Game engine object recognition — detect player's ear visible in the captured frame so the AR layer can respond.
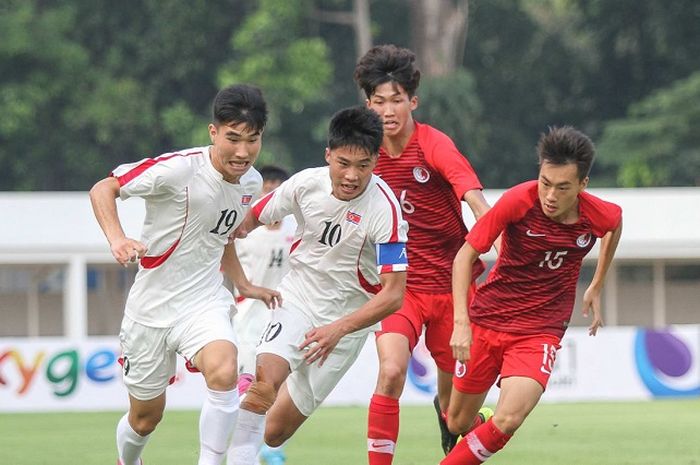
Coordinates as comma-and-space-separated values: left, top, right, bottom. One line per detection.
580, 176, 589, 190
208, 123, 217, 143
324, 147, 332, 164
409, 95, 418, 111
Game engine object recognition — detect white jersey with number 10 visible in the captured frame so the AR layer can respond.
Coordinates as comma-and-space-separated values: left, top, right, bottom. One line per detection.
252, 167, 408, 336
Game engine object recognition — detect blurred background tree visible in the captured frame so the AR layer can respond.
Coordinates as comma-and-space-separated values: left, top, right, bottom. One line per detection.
0, 0, 697, 189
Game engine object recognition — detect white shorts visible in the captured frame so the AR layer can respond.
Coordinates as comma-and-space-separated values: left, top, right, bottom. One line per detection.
233, 298, 273, 374
119, 303, 238, 401
257, 304, 366, 416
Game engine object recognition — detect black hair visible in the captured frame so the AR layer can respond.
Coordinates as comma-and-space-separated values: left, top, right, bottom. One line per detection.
328, 106, 383, 156
354, 44, 421, 98
537, 126, 596, 180
212, 84, 267, 133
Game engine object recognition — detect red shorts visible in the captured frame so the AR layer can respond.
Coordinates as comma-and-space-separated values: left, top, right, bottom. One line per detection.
377, 286, 475, 373
452, 323, 561, 393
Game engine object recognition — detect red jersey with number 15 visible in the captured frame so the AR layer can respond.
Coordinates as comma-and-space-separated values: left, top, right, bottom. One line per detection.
374, 122, 484, 293
467, 181, 622, 337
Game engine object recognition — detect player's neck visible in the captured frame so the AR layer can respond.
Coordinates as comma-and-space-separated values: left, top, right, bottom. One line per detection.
265, 222, 282, 231
382, 121, 415, 158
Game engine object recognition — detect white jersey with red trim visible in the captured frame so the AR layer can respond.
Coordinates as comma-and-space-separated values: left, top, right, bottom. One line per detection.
252, 167, 408, 336
111, 146, 262, 327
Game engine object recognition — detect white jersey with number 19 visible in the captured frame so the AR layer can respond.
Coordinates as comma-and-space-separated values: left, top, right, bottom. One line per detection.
252, 167, 408, 336
111, 146, 262, 328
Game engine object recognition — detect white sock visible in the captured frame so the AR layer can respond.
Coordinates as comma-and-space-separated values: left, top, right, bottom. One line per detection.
226, 408, 266, 465
198, 387, 240, 465
116, 413, 149, 465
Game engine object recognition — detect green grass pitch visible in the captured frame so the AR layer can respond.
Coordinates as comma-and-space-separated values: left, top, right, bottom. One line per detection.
1, 399, 698, 464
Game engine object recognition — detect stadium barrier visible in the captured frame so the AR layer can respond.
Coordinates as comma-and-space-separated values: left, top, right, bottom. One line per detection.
1, 325, 698, 412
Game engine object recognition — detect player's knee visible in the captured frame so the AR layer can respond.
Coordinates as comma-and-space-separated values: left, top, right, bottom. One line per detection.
492, 411, 524, 435
378, 361, 407, 391
130, 410, 163, 436
203, 360, 238, 391
240, 380, 277, 414
264, 429, 289, 448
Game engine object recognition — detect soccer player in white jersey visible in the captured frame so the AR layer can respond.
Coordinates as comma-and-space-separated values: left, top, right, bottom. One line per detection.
89, 84, 281, 465
226, 106, 409, 465
234, 165, 295, 376
233, 165, 295, 465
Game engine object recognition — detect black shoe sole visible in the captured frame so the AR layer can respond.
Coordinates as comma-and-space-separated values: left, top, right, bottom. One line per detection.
433, 395, 458, 455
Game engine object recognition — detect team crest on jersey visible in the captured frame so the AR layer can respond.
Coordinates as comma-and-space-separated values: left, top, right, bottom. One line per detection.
346, 211, 362, 225
413, 166, 430, 183
455, 360, 467, 378
576, 233, 592, 248
241, 194, 253, 206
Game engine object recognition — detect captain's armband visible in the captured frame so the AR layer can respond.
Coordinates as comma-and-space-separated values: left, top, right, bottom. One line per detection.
376, 242, 408, 273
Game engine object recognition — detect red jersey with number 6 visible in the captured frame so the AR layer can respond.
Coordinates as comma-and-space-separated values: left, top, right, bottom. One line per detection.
374, 122, 484, 293
466, 181, 622, 337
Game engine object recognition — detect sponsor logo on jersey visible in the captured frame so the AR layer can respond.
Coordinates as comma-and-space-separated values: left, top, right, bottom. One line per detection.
413, 166, 430, 183
346, 211, 362, 225
576, 233, 592, 247
241, 194, 253, 206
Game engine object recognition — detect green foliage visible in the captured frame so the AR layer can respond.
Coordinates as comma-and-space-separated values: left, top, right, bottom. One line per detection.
464, 0, 700, 187
414, 70, 489, 170
218, 0, 334, 169
0, 0, 698, 189
598, 72, 700, 186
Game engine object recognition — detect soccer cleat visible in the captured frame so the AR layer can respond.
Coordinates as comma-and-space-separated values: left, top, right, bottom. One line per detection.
117, 459, 143, 465
477, 406, 494, 424
237, 372, 255, 396
260, 444, 286, 465
433, 395, 458, 455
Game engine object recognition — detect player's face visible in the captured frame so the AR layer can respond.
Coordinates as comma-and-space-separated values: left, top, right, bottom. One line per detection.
366, 82, 418, 140
538, 161, 588, 224
325, 146, 377, 201
208, 121, 262, 183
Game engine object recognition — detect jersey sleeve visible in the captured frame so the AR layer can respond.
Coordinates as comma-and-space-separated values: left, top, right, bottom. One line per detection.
467, 182, 536, 253
580, 192, 623, 237
251, 170, 302, 224
420, 125, 483, 200
111, 154, 194, 200
372, 182, 409, 273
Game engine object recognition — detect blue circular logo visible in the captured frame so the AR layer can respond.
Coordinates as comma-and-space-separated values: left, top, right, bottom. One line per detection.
634, 329, 700, 397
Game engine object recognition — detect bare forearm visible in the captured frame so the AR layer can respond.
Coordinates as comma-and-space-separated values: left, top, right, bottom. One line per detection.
89, 178, 126, 245
463, 189, 491, 221
336, 279, 405, 335
222, 242, 253, 292
452, 244, 477, 326
590, 222, 623, 290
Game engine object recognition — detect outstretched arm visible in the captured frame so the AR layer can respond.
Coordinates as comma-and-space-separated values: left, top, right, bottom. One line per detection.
299, 271, 406, 366
89, 177, 147, 266
582, 221, 623, 336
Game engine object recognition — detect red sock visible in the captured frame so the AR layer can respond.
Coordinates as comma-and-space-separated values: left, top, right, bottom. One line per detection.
367, 394, 400, 465
440, 418, 511, 465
